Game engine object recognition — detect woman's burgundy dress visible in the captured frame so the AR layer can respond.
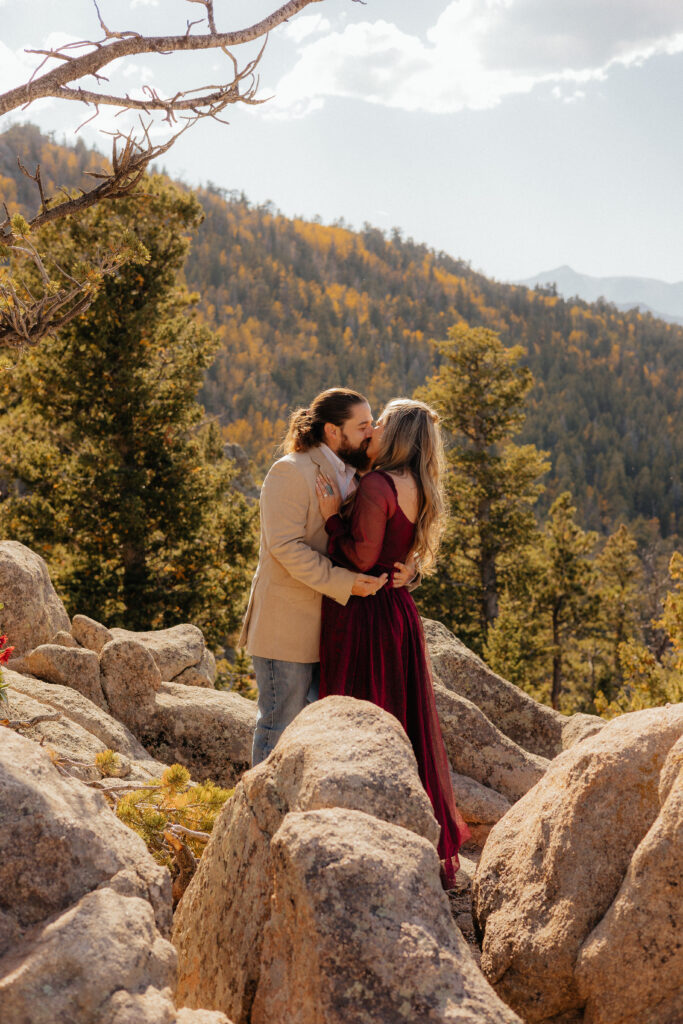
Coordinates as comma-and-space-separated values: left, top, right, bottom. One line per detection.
319, 469, 470, 885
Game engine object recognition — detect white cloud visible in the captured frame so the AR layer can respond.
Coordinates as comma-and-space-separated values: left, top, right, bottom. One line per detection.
0, 31, 88, 96
41, 31, 81, 51
283, 13, 332, 45
130, 0, 159, 8
0, 41, 34, 93
267, 0, 683, 117
121, 63, 155, 83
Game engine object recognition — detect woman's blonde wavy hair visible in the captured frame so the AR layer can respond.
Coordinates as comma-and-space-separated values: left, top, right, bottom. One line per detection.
371, 398, 447, 574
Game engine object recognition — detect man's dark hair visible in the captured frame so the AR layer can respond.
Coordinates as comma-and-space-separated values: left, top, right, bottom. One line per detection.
284, 387, 367, 453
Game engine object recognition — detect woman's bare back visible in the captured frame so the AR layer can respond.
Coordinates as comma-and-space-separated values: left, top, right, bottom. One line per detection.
386, 470, 419, 524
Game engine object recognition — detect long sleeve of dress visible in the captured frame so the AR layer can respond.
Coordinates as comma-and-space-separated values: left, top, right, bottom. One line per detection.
325, 472, 397, 572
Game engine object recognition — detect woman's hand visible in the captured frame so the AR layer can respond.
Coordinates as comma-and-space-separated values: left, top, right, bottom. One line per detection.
393, 555, 418, 588
316, 472, 342, 520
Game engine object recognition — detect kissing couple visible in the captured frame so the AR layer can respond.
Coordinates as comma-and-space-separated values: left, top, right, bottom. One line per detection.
239, 387, 470, 885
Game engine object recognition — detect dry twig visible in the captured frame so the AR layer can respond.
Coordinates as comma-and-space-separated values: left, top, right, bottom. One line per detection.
164, 826, 198, 906
0, 0, 323, 349
0, 711, 62, 729
0, 231, 128, 350
167, 822, 211, 843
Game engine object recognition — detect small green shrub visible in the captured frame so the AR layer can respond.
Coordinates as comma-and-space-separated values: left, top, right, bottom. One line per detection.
115, 763, 232, 869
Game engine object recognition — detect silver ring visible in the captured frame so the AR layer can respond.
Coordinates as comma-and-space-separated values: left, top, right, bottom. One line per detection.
325, 484, 334, 496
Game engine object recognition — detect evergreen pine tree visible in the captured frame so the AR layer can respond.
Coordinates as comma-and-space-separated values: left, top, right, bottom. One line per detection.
483, 577, 547, 697
416, 323, 549, 652
0, 176, 256, 644
596, 550, 683, 717
536, 493, 598, 710
486, 493, 598, 710
592, 523, 643, 700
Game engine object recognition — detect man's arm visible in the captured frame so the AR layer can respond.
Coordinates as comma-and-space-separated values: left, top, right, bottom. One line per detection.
262, 461, 385, 604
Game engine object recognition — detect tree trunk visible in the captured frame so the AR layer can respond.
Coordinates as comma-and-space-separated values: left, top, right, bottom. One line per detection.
478, 492, 499, 632
481, 549, 499, 628
122, 541, 149, 628
118, 432, 149, 627
551, 603, 562, 710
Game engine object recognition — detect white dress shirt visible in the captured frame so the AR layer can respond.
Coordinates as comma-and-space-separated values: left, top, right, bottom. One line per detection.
319, 443, 359, 500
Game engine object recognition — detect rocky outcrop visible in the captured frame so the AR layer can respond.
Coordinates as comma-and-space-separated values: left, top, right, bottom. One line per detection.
7, 536, 678, 1024
0, 729, 236, 1024
110, 624, 211, 684
8, 597, 248, 785
145, 680, 254, 788
434, 681, 548, 802
51, 629, 79, 647
424, 619, 604, 758
2, 888, 178, 1024
253, 807, 521, 1024
4, 669, 166, 782
5, 687, 120, 782
72, 613, 113, 654
0, 540, 70, 655
472, 704, 683, 1023
173, 648, 217, 688
5, 668, 160, 769
174, 696, 520, 1024
9, 639, 255, 790
450, 771, 511, 849
0, 730, 173, 1021
100, 637, 162, 732
574, 733, 683, 1024
26, 643, 106, 709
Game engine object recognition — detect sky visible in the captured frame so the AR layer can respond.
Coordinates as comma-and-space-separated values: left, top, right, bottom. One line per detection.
1, 0, 682, 284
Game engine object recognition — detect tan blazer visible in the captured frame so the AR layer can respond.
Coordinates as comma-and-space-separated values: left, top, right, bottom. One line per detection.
239, 447, 357, 662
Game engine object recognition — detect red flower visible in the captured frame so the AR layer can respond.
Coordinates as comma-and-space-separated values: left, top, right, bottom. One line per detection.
0, 634, 13, 664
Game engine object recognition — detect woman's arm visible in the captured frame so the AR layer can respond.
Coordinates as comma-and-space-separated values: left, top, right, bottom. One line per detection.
323, 473, 395, 572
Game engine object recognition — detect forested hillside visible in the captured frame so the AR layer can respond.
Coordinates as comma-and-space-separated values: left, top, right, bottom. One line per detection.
187, 190, 682, 535
2, 124, 682, 535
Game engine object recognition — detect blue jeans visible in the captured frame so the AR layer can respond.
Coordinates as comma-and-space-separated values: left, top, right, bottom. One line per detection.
251, 657, 320, 766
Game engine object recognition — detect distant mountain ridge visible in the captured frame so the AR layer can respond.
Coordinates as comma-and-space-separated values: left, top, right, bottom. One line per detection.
2, 125, 682, 536
517, 266, 683, 324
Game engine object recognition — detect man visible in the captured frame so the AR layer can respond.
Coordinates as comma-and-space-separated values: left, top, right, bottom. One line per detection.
240, 387, 413, 765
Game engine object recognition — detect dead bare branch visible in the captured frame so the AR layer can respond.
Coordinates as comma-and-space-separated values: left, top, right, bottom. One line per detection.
0, 0, 326, 350
0, 0, 321, 118
167, 822, 211, 842
164, 826, 198, 906
1, 120, 180, 245
0, 233, 128, 350
0, 711, 62, 729
88, 780, 163, 793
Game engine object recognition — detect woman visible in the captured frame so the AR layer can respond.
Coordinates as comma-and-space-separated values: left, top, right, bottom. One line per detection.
315, 398, 470, 886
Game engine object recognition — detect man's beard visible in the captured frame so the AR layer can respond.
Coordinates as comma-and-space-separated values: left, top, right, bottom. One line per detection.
337, 432, 371, 471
